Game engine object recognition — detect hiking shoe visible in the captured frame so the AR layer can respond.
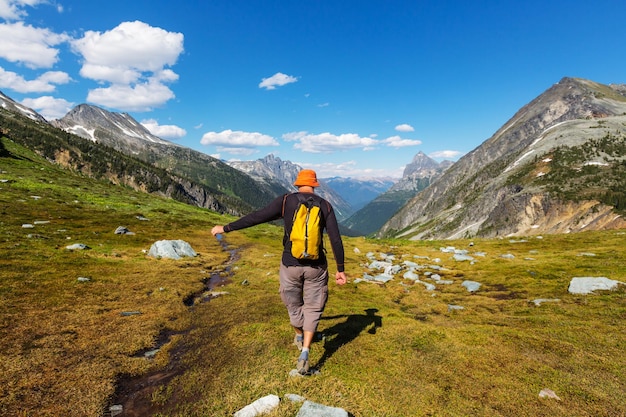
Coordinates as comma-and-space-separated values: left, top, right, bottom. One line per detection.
296, 357, 310, 375
293, 334, 303, 351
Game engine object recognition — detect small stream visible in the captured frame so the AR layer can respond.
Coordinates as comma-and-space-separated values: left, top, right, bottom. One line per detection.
107, 237, 238, 417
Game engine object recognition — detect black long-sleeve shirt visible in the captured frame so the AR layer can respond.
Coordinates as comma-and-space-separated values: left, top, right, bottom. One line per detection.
223, 192, 345, 272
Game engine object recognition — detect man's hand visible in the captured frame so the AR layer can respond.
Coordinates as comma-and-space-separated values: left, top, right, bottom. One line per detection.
211, 225, 224, 236
335, 271, 347, 286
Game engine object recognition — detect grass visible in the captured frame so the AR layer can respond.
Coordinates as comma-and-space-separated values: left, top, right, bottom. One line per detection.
1, 136, 625, 416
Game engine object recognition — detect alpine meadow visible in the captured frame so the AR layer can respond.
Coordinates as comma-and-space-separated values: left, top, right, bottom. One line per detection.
1, 107, 625, 415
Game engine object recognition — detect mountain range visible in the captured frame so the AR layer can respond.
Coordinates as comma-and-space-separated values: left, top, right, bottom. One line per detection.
3, 76, 626, 239
378, 77, 626, 239
226, 154, 354, 221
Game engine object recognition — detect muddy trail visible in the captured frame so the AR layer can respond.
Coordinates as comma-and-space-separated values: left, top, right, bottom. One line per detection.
107, 237, 238, 417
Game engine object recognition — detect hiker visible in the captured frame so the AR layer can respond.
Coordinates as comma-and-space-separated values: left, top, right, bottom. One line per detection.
211, 169, 347, 374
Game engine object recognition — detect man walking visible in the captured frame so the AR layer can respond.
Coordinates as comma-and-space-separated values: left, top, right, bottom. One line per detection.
211, 169, 347, 374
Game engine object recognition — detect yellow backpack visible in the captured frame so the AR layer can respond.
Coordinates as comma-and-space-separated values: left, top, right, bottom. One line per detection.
287, 194, 322, 260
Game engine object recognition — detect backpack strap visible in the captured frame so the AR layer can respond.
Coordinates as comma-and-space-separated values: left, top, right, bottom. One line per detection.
282, 193, 300, 218
282, 192, 320, 218
281, 193, 289, 218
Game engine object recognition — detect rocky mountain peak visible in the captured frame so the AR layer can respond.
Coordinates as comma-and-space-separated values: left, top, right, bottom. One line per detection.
0, 90, 47, 123
52, 104, 172, 146
402, 151, 441, 177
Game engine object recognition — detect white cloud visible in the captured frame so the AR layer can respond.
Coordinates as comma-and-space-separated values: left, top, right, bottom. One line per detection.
200, 129, 279, 148
71, 21, 184, 110
0, 21, 69, 68
72, 21, 184, 77
395, 123, 415, 132
429, 150, 462, 159
383, 135, 422, 148
79, 63, 141, 85
0, 0, 46, 20
216, 147, 259, 156
21, 95, 73, 120
0, 67, 70, 93
298, 160, 403, 179
283, 131, 379, 153
86, 78, 175, 112
141, 118, 186, 140
259, 72, 298, 90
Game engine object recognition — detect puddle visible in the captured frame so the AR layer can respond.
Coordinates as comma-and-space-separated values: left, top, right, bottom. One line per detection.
108, 238, 238, 416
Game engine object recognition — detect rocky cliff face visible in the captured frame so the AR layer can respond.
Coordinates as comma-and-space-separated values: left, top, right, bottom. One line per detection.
379, 77, 626, 239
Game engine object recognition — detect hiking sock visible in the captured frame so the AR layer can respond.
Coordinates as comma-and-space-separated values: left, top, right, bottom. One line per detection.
299, 348, 309, 360
297, 349, 310, 374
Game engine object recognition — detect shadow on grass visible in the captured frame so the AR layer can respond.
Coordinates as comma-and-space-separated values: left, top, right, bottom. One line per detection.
314, 308, 382, 370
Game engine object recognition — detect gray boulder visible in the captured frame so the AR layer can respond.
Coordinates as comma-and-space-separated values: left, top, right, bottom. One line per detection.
296, 400, 348, 417
148, 240, 197, 260
568, 277, 623, 294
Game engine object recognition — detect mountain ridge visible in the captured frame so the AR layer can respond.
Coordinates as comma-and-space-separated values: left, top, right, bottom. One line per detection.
50, 103, 291, 212
378, 77, 626, 239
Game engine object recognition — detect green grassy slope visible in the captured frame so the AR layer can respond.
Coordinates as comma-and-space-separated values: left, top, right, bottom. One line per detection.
1, 136, 625, 417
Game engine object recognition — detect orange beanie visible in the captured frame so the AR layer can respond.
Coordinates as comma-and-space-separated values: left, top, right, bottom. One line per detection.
293, 169, 320, 187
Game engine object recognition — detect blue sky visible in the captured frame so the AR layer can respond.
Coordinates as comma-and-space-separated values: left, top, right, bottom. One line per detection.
2, 0, 625, 178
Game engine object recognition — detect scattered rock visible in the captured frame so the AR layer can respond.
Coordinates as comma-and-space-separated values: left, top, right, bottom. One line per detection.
77, 277, 91, 283
296, 400, 348, 417
22, 224, 34, 228
120, 311, 142, 316
144, 349, 160, 359
538, 388, 561, 400
448, 304, 464, 312
109, 404, 123, 417
233, 394, 280, 417
147, 239, 197, 260
66, 243, 90, 250
210, 291, 229, 297
114, 226, 135, 235
461, 280, 481, 292
453, 253, 475, 262
568, 277, 623, 294
372, 274, 394, 283
403, 270, 419, 280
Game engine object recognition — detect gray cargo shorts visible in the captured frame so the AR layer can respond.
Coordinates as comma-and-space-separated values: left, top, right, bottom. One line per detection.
279, 263, 329, 333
